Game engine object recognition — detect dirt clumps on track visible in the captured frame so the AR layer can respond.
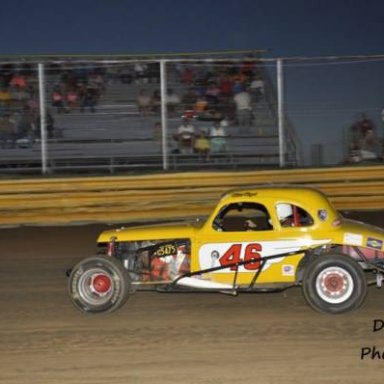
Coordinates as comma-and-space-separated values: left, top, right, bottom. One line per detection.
1, 212, 384, 384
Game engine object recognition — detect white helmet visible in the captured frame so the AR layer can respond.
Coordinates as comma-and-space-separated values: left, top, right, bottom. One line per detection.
276, 203, 292, 220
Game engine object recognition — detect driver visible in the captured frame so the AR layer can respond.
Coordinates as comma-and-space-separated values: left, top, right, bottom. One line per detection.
276, 203, 294, 227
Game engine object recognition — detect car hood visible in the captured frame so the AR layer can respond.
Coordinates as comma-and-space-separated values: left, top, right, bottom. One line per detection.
97, 221, 201, 243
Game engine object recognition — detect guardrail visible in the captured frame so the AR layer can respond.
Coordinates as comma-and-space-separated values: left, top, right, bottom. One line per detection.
0, 165, 383, 226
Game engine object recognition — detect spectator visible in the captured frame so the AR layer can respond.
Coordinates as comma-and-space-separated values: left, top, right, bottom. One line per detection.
66, 88, 79, 112
51, 87, 65, 114
209, 120, 228, 153
360, 127, 380, 160
232, 72, 247, 94
10, 73, 27, 89
249, 75, 265, 102
137, 89, 152, 116
89, 73, 105, 95
80, 86, 97, 113
166, 89, 181, 116
349, 113, 374, 149
147, 62, 160, 83
194, 129, 210, 160
153, 121, 162, 141
241, 55, 256, 79
26, 96, 39, 116
205, 82, 220, 106
174, 118, 195, 154
16, 107, 35, 143
119, 66, 133, 84
233, 89, 252, 132
10, 85, 28, 108
353, 113, 375, 137
181, 67, 194, 85
134, 63, 148, 84
0, 87, 11, 113
0, 113, 17, 148
194, 95, 208, 116
151, 89, 161, 114
219, 74, 233, 97
182, 88, 197, 111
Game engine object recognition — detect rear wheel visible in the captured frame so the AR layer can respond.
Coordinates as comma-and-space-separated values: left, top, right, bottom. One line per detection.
302, 254, 367, 314
68, 256, 131, 314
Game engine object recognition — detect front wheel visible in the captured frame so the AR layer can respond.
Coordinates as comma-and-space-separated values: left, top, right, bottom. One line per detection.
68, 256, 131, 314
302, 254, 367, 314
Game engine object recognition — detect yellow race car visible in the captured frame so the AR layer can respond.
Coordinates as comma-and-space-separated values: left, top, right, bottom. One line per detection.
68, 186, 384, 314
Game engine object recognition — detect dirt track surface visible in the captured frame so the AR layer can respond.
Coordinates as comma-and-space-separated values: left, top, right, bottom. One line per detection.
2, 211, 384, 384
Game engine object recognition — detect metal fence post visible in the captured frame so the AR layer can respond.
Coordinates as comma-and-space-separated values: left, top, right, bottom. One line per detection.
277, 58, 285, 168
38, 63, 48, 174
160, 59, 169, 170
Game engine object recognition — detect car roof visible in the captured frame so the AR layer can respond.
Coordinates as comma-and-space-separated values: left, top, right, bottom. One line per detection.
220, 185, 331, 208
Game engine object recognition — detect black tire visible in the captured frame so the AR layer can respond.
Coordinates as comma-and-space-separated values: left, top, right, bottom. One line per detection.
302, 253, 367, 314
68, 256, 131, 314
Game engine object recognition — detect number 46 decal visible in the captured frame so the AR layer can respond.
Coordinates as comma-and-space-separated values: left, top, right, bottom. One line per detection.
219, 243, 262, 271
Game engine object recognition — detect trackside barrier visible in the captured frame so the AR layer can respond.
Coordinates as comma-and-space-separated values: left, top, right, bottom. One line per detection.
0, 165, 384, 226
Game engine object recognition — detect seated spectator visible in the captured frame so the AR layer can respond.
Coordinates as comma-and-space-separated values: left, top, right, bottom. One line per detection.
26, 96, 38, 116
0, 113, 17, 148
89, 73, 105, 94
119, 66, 133, 84
80, 86, 97, 113
352, 113, 375, 138
219, 74, 233, 98
194, 129, 210, 160
181, 67, 194, 85
151, 89, 161, 114
15, 107, 35, 143
66, 89, 79, 112
10, 85, 28, 108
147, 63, 160, 83
249, 75, 265, 102
153, 121, 162, 141
0, 87, 12, 112
134, 63, 148, 84
174, 118, 195, 154
166, 88, 181, 116
194, 95, 208, 116
232, 71, 247, 86
359, 127, 380, 160
137, 89, 152, 116
209, 121, 228, 153
10, 73, 27, 89
51, 87, 65, 114
205, 82, 220, 106
241, 55, 256, 79
182, 88, 197, 111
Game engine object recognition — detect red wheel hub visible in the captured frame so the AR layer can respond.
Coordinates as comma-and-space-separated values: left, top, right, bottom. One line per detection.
323, 273, 344, 293
91, 274, 112, 294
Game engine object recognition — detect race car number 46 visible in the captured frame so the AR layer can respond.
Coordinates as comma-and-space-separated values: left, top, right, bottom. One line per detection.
219, 243, 261, 270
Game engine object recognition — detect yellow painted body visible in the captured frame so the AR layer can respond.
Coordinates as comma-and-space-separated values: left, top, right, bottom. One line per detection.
97, 186, 384, 287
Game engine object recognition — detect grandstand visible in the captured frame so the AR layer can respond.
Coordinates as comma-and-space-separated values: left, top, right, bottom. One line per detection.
0, 52, 301, 174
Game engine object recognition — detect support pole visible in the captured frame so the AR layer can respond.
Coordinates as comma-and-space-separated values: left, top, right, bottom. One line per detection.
38, 63, 48, 174
277, 58, 285, 168
160, 60, 168, 170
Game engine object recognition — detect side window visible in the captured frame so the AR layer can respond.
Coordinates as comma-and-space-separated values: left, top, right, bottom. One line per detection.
276, 203, 314, 228
213, 202, 273, 232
